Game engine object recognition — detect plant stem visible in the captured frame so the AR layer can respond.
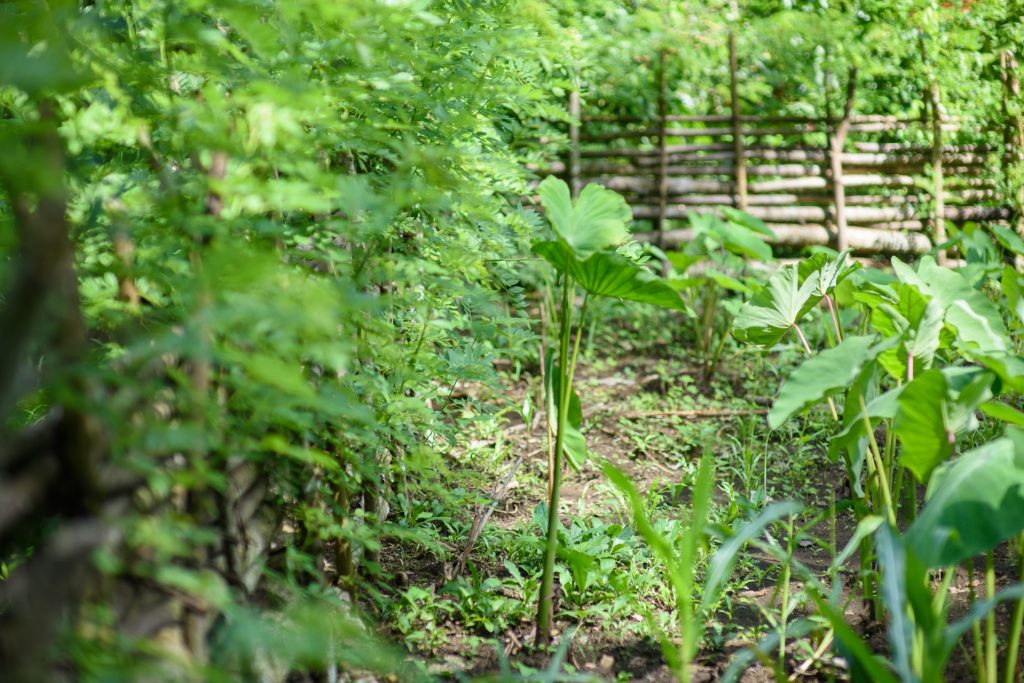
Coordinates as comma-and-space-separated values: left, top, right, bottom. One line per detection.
987, 550, 997, 683
793, 324, 840, 421
970, 558, 985, 683
859, 395, 896, 525
779, 515, 794, 667
537, 274, 575, 644
824, 294, 843, 342
1003, 535, 1024, 683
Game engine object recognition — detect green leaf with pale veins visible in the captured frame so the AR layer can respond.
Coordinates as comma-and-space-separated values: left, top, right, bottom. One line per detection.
733, 263, 822, 347
533, 241, 691, 313
536, 176, 631, 258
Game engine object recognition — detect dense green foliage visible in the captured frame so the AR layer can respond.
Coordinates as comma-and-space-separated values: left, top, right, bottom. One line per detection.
2, 1, 1024, 682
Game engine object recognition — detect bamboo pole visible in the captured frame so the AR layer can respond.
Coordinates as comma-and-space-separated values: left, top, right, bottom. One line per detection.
729, 31, 748, 210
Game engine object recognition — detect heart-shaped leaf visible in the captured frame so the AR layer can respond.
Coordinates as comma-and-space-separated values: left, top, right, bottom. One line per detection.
537, 176, 631, 258
905, 429, 1024, 567
533, 241, 691, 313
895, 368, 995, 482
892, 256, 1009, 355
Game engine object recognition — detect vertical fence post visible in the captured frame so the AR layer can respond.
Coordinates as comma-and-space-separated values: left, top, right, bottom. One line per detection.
656, 48, 669, 247
1001, 50, 1024, 239
827, 67, 856, 253
568, 66, 581, 199
927, 78, 945, 264
729, 31, 748, 211
919, 38, 947, 264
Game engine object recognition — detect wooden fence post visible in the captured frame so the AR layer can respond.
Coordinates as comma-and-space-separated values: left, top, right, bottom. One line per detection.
1001, 50, 1024, 239
568, 70, 581, 199
827, 67, 857, 253
729, 31, 748, 211
656, 48, 669, 247
927, 82, 946, 264
919, 38, 947, 264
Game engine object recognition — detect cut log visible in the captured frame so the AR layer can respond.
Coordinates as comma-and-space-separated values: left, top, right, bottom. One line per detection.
750, 174, 916, 193
630, 204, 919, 223
635, 225, 931, 253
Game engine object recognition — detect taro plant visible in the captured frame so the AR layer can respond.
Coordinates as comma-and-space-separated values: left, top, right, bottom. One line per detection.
733, 248, 1024, 681
665, 209, 776, 381
531, 176, 689, 643
813, 429, 1024, 683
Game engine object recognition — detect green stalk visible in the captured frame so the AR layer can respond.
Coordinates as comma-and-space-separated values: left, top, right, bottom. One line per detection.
824, 294, 844, 343
793, 324, 840, 421
969, 558, 985, 683
859, 395, 896, 526
986, 551, 997, 683
779, 515, 794, 667
537, 274, 574, 644
1003, 535, 1024, 683
537, 279, 588, 645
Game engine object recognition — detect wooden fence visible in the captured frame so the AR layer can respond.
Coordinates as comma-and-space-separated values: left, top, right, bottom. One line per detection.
541, 46, 1021, 256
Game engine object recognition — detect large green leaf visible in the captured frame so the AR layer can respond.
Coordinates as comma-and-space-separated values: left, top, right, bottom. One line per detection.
871, 283, 945, 381
533, 241, 691, 313
720, 206, 774, 237
712, 218, 773, 260
536, 176, 631, 258
798, 248, 859, 299
894, 368, 994, 483
892, 256, 1009, 355
895, 370, 952, 483
905, 430, 1024, 568
768, 335, 881, 429
732, 264, 822, 347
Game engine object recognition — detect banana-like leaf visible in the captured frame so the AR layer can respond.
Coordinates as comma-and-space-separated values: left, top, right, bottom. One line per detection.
905, 429, 1024, 568
768, 335, 883, 429
536, 176, 631, 258
533, 241, 692, 313
732, 263, 821, 347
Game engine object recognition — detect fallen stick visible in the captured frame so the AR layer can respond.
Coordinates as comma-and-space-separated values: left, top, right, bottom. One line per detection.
621, 408, 768, 419
450, 454, 527, 580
